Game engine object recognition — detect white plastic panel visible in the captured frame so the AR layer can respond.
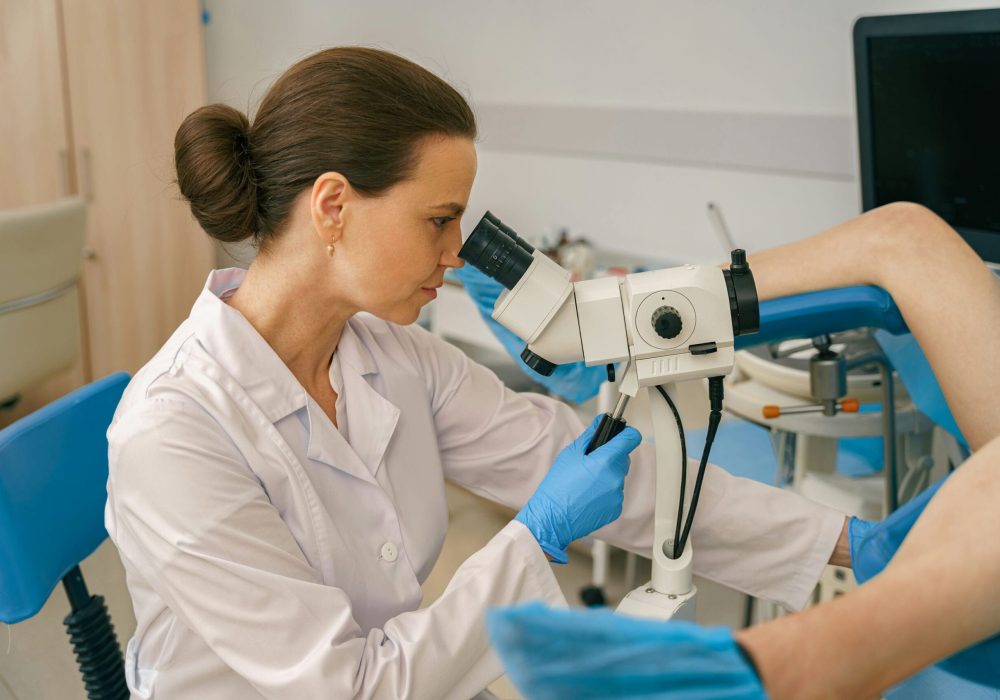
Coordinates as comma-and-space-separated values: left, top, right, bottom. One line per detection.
575, 276, 629, 365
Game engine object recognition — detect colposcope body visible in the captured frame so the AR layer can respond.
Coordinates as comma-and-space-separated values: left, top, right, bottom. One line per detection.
463, 212, 758, 393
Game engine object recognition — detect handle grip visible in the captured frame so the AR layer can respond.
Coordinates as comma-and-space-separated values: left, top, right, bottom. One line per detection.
585, 413, 627, 455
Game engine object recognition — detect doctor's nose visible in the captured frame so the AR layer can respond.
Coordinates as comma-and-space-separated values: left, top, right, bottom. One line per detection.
440, 247, 464, 269
441, 230, 464, 268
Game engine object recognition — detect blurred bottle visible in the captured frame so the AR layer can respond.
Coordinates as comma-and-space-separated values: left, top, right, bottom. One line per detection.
560, 240, 597, 281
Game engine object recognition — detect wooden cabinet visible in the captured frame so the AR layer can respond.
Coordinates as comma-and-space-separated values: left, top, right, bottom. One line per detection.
0, 0, 215, 420
0, 0, 72, 209
60, 0, 216, 377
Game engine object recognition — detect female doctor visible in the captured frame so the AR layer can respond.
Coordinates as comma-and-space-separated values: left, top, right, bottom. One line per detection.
105, 46, 848, 699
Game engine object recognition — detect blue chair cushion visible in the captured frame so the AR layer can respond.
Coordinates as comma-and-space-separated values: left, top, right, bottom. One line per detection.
875, 330, 966, 448
0, 372, 129, 623
735, 286, 908, 350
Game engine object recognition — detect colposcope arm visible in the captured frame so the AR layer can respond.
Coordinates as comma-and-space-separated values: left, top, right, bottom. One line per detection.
735, 286, 908, 350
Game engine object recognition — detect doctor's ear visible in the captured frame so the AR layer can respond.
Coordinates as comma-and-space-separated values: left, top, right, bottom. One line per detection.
310, 172, 351, 240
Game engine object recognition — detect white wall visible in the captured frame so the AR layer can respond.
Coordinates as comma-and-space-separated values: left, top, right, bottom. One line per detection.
204, 0, 998, 262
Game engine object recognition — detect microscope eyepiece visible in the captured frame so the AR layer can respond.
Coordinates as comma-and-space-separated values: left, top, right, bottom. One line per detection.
459, 212, 535, 289
482, 211, 535, 254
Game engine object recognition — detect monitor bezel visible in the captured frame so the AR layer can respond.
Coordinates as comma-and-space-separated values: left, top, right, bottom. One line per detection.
854, 8, 1000, 263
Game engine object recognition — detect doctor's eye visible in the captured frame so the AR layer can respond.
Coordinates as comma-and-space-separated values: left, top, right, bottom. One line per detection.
431, 216, 455, 231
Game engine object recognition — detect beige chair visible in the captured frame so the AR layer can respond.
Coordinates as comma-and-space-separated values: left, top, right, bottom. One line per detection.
0, 198, 86, 405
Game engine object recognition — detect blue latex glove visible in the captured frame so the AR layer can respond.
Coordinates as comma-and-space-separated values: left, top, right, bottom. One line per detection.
454, 264, 608, 403
487, 602, 768, 700
516, 415, 641, 564
849, 475, 1000, 689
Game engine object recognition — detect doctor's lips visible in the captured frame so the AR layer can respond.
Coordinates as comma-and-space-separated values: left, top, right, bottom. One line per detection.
422, 282, 443, 299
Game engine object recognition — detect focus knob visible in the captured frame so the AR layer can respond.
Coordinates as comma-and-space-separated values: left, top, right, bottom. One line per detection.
652, 305, 683, 339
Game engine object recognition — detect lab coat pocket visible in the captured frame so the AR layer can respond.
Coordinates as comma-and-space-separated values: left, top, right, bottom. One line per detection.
125, 636, 158, 698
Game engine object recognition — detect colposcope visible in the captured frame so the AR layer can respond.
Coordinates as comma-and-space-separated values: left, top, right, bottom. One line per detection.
459, 211, 759, 620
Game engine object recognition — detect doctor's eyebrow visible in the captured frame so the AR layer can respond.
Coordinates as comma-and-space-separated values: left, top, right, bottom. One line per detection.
428, 202, 466, 216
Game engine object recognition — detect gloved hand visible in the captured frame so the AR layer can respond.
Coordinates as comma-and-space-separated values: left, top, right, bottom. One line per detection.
849, 474, 1000, 689
455, 264, 608, 403
516, 416, 641, 564
487, 602, 768, 700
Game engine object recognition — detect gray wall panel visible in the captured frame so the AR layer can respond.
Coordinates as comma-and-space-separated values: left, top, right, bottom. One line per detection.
476, 104, 857, 180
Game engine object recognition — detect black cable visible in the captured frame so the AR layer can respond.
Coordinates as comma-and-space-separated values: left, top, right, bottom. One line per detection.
655, 385, 687, 560
675, 377, 725, 557
676, 412, 720, 556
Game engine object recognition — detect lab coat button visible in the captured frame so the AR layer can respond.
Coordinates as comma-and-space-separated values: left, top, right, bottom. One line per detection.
380, 542, 398, 562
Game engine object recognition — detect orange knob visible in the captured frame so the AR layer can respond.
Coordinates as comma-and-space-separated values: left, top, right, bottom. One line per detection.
762, 405, 781, 419
840, 398, 859, 413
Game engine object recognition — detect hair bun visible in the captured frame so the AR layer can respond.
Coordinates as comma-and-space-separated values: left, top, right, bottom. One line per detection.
174, 47, 477, 250
174, 103, 258, 244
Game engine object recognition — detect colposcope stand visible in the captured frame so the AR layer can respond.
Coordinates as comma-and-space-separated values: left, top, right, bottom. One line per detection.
613, 370, 705, 622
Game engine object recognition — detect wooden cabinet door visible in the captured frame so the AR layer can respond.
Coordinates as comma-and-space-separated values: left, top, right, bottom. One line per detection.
0, 0, 72, 208
0, 0, 88, 425
60, 0, 215, 376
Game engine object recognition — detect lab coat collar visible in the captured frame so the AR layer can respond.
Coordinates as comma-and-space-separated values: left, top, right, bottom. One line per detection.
190, 269, 308, 424
335, 315, 380, 379
191, 269, 400, 480
313, 318, 400, 478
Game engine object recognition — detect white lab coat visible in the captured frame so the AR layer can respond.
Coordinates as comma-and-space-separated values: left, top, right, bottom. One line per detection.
105, 268, 844, 699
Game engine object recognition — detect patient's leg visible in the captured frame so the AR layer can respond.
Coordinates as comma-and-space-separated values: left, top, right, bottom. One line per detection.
736, 432, 1000, 699
746, 202, 1000, 451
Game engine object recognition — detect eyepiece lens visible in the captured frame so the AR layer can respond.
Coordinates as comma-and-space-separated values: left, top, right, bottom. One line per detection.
484, 211, 534, 253
459, 213, 535, 289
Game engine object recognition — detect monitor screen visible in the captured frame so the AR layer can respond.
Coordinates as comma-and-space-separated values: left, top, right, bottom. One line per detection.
855, 10, 1000, 263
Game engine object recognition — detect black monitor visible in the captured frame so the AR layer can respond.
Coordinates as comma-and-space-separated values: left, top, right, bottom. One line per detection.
854, 9, 1000, 264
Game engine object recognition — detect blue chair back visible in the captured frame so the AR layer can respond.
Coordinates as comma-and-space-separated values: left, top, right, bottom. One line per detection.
0, 372, 130, 623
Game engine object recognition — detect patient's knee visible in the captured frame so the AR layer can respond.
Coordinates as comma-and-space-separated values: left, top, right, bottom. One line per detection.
873, 201, 963, 251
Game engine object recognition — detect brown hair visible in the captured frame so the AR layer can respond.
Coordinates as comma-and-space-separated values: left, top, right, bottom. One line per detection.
174, 47, 477, 246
